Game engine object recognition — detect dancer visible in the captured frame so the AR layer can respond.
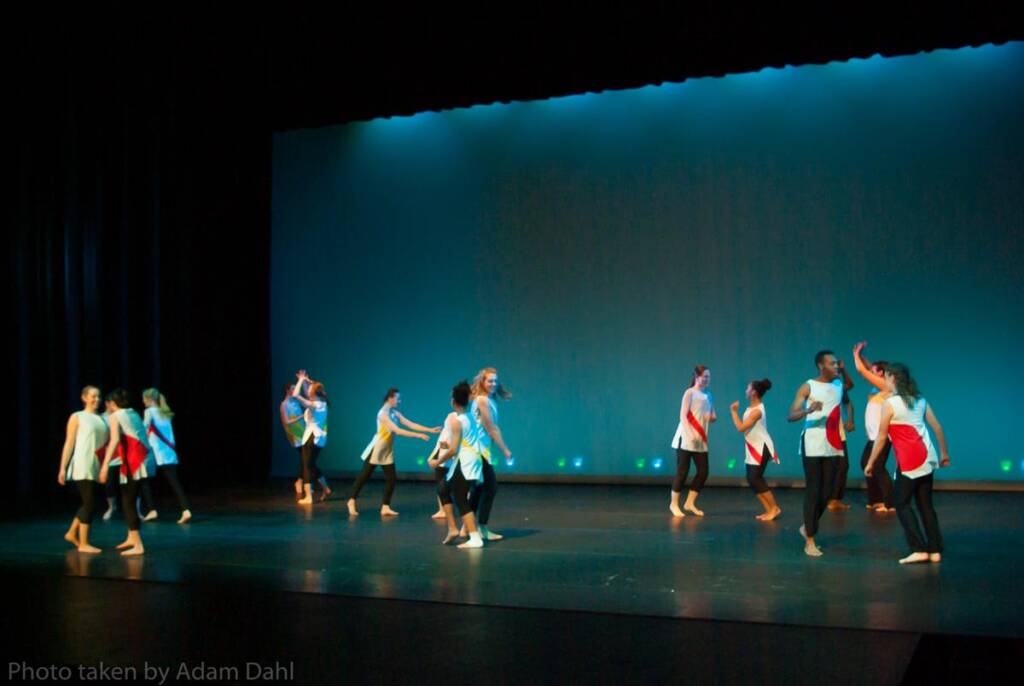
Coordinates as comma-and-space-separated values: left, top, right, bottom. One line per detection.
464, 367, 512, 540
853, 342, 895, 512
669, 365, 716, 517
100, 393, 120, 520
865, 363, 950, 564
427, 381, 483, 548
98, 388, 152, 556
787, 350, 853, 557
347, 387, 438, 516
57, 386, 109, 552
280, 383, 306, 497
142, 389, 192, 523
729, 379, 781, 521
290, 371, 332, 505
827, 379, 857, 512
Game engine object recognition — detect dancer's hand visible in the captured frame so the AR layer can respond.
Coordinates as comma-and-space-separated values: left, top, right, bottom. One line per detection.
940, 452, 951, 468
57, 470, 65, 486
439, 441, 449, 450
417, 433, 430, 441
503, 447, 512, 459
808, 400, 823, 412
99, 466, 109, 484
429, 426, 442, 434
864, 462, 874, 477
844, 419, 855, 433
854, 341, 867, 356
729, 401, 740, 413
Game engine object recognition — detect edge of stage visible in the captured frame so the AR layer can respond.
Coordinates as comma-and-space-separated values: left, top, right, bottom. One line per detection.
3, 481, 1022, 683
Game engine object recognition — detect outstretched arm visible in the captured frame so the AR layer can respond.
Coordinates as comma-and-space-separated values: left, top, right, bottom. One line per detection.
381, 411, 429, 441
729, 402, 761, 433
853, 341, 886, 391
476, 396, 511, 459
843, 396, 855, 433
925, 404, 951, 468
58, 414, 79, 485
788, 383, 819, 422
397, 412, 441, 434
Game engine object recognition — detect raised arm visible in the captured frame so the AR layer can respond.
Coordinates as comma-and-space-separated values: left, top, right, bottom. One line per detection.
843, 394, 855, 433
853, 341, 886, 391
864, 404, 893, 475
729, 402, 761, 433
476, 396, 511, 459
839, 360, 855, 392
924, 404, 951, 467
396, 412, 441, 434
57, 414, 79, 485
380, 410, 429, 441
788, 383, 819, 422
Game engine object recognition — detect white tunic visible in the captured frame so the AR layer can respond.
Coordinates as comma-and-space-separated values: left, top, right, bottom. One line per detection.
301, 400, 329, 449
671, 388, 713, 452
448, 411, 482, 482
800, 378, 844, 457
67, 411, 109, 481
742, 405, 778, 466
360, 406, 398, 465
430, 412, 457, 469
144, 408, 178, 466
471, 397, 498, 463
886, 396, 939, 480
112, 408, 155, 483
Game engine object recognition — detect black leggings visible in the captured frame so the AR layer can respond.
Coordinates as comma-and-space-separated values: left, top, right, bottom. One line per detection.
296, 446, 323, 482
120, 478, 141, 531
435, 466, 452, 506
673, 448, 709, 493
802, 454, 839, 537
104, 469, 121, 500
157, 465, 190, 511
448, 467, 477, 517
830, 442, 850, 500
861, 440, 894, 507
469, 460, 497, 525
300, 439, 322, 485
139, 478, 157, 514
894, 472, 943, 553
349, 460, 397, 505
745, 445, 773, 495
74, 480, 98, 525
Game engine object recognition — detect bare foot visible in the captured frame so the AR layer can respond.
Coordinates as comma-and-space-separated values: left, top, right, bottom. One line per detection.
64, 532, 79, 547
380, 506, 399, 517
757, 508, 782, 522
116, 539, 134, 550
431, 510, 447, 520
296, 497, 313, 505
442, 530, 459, 545
929, 553, 942, 563
77, 544, 102, 554
836, 501, 851, 510
293, 479, 302, 496
347, 499, 358, 516
827, 500, 843, 512
458, 537, 483, 549
683, 505, 704, 517
177, 510, 192, 524
669, 504, 685, 517
480, 527, 503, 541
142, 510, 158, 522
120, 545, 145, 556
866, 503, 879, 510
459, 525, 467, 537
805, 542, 824, 557
318, 487, 332, 503
899, 552, 930, 564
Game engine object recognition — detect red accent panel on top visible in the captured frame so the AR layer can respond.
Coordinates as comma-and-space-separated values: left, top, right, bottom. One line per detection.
888, 425, 929, 472
826, 406, 843, 450
687, 410, 708, 444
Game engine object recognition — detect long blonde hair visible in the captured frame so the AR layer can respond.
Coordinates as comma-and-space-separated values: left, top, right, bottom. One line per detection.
142, 388, 175, 419
471, 367, 512, 400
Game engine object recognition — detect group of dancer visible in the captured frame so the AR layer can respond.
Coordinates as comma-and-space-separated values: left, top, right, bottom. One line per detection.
58, 387, 191, 555
281, 367, 512, 547
668, 342, 950, 562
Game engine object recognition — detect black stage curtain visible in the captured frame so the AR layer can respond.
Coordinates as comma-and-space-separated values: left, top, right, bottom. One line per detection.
11, 21, 271, 510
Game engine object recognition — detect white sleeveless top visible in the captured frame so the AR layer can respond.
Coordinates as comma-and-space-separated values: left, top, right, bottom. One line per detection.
886, 395, 938, 479
800, 378, 844, 457
864, 391, 888, 442
112, 408, 155, 483
671, 387, 713, 452
68, 411, 109, 481
471, 396, 498, 463
448, 411, 482, 482
430, 412, 457, 469
144, 408, 178, 466
742, 405, 777, 466
360, 406, 398, 464
301, 400, 328, 448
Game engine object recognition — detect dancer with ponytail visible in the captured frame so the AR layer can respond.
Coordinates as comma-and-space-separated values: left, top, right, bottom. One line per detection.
347, 387, 439, 517
865, 363, 950, 564
463, 367, 512, 540
98, 388, 151, 556
853, 342, 895, 513
729, 379, 781, 521
290, 371, 332, 506
427, 381, 484, 548
142, 389, 192, 523
100, 393, 120, 520
669, 365, 716, 517
58, 386, 109, 552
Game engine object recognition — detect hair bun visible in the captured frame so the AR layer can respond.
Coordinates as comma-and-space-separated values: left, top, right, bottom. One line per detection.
762, 379, 772, 391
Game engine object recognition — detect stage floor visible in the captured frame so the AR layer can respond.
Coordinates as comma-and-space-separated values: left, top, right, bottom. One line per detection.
1, 482, 1021, 640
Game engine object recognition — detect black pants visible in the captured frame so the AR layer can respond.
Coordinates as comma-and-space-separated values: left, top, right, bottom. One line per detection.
745, 445, 773, 494
296, 446, 322, 482
830, 442, 850, 500
121, 478, 141, 531
672, 448, 709, 493
802, 453, 839, 537
139, 478, 157, 513
74, 480, 98, 524
468, 460, 497, 525
894, 472, 943, 553
300, 439, 322, 485
157, 465, 190, 511
104, 468, 121, 500
435, 466, 452, 506
448, 467, 477, 517
861, 440, 894, 507
349, 460, 397, 505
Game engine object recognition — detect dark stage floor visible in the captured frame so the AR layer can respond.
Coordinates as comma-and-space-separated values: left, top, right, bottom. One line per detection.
2, 482, 1022, 683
